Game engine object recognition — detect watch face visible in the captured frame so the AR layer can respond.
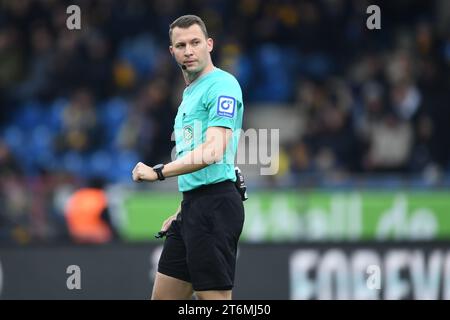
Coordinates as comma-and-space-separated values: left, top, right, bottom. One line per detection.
153, 164, 164, 180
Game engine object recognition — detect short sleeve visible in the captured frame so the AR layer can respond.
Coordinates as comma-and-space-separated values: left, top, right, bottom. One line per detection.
206, 78, 242, 129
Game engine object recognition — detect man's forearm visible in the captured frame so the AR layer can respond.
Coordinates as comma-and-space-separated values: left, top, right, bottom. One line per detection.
162, 141, 216, 178
131, 127, 231, 182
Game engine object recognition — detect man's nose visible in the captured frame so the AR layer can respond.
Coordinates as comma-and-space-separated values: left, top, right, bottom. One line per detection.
184, 44, 193, 56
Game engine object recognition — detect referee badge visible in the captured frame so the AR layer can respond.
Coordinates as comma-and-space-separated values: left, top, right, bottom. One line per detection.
183, 125, 193, 142
216, 96, 236, 118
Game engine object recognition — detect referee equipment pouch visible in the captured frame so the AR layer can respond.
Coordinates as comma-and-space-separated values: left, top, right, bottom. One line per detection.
234, 166, 248, 201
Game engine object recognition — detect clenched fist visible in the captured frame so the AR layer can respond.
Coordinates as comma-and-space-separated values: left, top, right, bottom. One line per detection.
132, 162, 157, 182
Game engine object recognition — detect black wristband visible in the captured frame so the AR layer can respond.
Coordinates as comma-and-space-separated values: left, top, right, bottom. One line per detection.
153, 164, 165, 181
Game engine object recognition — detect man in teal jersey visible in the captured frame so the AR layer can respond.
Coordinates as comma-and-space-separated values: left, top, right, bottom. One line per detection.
132, 15, 245, 300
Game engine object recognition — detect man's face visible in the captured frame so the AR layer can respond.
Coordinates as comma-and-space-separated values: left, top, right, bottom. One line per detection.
170, 24, 213, 74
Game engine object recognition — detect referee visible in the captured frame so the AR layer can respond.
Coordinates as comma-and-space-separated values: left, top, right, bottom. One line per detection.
132, 15, 245, 300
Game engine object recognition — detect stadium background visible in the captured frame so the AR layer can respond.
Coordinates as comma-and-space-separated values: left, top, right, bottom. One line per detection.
0, 0, 450, 299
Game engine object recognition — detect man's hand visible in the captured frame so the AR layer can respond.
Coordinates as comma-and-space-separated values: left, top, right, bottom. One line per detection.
132, 162, 157, 182
161, 213, 177, 232
155, 205, 181, 238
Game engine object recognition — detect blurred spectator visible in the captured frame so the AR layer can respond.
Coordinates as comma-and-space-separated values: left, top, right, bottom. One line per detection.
49, 30, 85, 97
65, 177, 119, 244
55, 88, 102, 153
363, 112, 413, 172
83, 31, 114, 99
410, 115, 434, 172
13, 23, 55, 102
0, 138, 21, 176
0, 26, 24, 91
0, 139, 29, 243
118, 80, 174, 164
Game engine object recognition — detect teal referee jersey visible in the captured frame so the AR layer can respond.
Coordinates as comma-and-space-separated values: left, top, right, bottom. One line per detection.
174, 67, 244, 192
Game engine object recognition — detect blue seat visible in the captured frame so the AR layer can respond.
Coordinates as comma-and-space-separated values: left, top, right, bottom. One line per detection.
48, 98, 69, 132
30, 125, 54, 152
88, 150, 114, 179
14, 101, 43, 130
115, 150, 139, 183
252, 45, 292, 101
2, 125, 24, 153
99, 98, 128, 146
34, 149, 58, 172
62, 151, 86, 177
118, 33, 157, 77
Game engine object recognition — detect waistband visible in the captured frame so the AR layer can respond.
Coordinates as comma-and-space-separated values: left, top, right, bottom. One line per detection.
182, 180, 236, 201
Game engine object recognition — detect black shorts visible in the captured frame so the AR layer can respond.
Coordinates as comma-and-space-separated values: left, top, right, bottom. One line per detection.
158, 180, 245, 291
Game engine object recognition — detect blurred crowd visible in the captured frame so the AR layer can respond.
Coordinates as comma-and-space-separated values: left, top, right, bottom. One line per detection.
0, 0, 449, 243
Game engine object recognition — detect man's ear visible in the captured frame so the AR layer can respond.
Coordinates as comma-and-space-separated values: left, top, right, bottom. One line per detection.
207, 38, 214, 53
169, 46, 174, 56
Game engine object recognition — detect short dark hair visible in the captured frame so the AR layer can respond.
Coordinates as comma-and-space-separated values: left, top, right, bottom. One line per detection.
169, 15, 209, 44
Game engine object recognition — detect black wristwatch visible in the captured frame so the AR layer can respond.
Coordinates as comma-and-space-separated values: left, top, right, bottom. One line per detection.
153, 164, 165, 181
